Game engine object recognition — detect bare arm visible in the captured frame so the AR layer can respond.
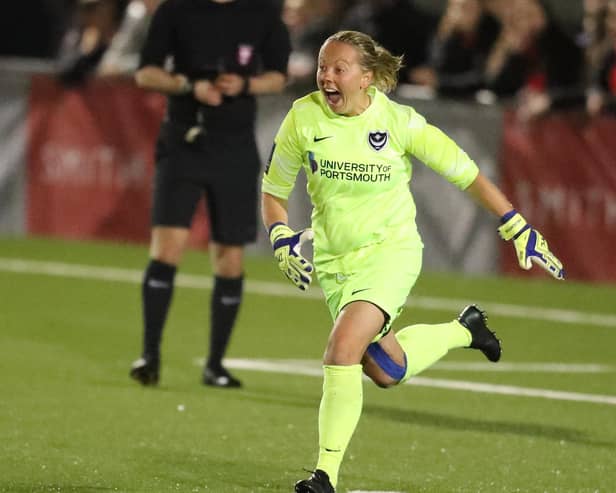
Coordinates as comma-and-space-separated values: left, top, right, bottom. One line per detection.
261, 192, 289, 232
134, 65, 191, 94
135, 64, 222, 105
465, 172, 513, 217
215, 70, 287, 97
246, 71, 287, 95
136, 66, 286, 104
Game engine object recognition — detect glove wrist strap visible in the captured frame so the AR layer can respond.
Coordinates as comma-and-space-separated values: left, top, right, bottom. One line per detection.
498, 210, 530, 241
268, 222, 293, 246
268, 221, 286, 236
500, 209, 518, 224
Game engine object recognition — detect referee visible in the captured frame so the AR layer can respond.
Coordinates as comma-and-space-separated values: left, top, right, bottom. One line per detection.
130, 0, 291, 388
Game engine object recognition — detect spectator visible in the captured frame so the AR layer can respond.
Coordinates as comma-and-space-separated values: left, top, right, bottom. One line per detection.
421, 0, 501, 98
484, 0, 583, 120
338, 0, 438, 85
283, 0, 344, 83
577, 0, 610, 75
129, 0, 291, 389
584, 0, 616, 115
0, 0, 69, 59
57, 0, 128, 85
97, 0, 161, 77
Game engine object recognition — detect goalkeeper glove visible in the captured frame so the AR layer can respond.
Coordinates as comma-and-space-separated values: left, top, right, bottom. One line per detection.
268, 222, 314, 290
498, 210, 565, 280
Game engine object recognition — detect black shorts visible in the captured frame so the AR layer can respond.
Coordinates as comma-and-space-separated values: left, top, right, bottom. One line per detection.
151, 121, 261, 245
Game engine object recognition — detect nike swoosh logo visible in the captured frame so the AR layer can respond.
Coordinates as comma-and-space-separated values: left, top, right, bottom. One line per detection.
313, 136, 333, 142
213, 376, 231, 385
351, 288, 371, 296
220, 296, 242, 306
148, 279, 170, 289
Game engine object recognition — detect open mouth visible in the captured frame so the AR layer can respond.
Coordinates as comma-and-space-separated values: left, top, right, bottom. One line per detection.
323, 88, 342, 106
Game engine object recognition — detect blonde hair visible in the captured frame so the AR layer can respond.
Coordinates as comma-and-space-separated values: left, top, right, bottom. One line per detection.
325, 30, 404, 93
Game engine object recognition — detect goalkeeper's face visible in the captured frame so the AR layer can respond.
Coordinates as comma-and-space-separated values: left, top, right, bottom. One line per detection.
316, 40, 373, 116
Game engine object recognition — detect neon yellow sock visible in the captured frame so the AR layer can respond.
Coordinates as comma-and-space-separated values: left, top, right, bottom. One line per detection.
395, 320, 471, 381
315, 364, 363, 487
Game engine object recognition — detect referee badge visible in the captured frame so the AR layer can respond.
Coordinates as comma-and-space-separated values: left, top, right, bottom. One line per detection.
237, 44, 254, 66
368, 131, 388, 151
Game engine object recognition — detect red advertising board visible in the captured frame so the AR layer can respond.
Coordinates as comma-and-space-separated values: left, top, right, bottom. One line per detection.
500, 110, 616, 282
26, 75, 209, 246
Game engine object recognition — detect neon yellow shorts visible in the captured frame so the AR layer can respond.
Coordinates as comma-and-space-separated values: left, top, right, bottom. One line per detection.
317, 240, 422, 339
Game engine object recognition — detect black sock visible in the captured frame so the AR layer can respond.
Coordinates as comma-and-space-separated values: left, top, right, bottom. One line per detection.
141, 259, 177, 361
207, 275, 243, 371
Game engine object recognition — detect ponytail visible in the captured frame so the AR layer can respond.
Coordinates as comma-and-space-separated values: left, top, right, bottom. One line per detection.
325, 30, 404, 93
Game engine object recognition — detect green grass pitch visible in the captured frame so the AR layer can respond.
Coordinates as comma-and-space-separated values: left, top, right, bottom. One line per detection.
1, 236, 615, 492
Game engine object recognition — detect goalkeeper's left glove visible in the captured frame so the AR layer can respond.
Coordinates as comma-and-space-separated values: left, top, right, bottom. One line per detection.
268, 222, 314, 291
498, 210, 565, 280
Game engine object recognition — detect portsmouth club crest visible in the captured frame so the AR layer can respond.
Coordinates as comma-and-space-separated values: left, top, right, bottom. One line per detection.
368, 130, 388, 151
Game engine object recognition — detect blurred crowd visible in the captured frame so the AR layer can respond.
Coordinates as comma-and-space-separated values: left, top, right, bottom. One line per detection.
3, 0, 616, 119
283, 0, 616, 119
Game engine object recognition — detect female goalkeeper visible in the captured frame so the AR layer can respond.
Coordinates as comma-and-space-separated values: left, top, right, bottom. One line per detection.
261, 30, 564, 493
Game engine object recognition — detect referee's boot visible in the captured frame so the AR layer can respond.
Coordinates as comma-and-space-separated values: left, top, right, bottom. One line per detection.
129, 356, 160, 386
295, 469, 335, 493
202, 365, 242, 388
458, 305, 502, 362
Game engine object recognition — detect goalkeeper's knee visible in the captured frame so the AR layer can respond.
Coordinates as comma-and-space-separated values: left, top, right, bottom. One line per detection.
364, 342, 407, 388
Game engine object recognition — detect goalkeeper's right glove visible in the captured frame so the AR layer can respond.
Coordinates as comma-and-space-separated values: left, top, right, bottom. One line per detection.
498, 210, 565, 280
268, 222, 314, 291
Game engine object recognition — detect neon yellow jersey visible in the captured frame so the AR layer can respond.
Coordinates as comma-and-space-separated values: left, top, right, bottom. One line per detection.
262, 86, 479, 269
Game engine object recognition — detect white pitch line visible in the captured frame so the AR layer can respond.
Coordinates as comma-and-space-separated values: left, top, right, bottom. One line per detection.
221, 358, 616, 406
1, 257, 616, 328
196, 358, 614, 375
431, 361, 613, 373
348, 491, 403, 493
